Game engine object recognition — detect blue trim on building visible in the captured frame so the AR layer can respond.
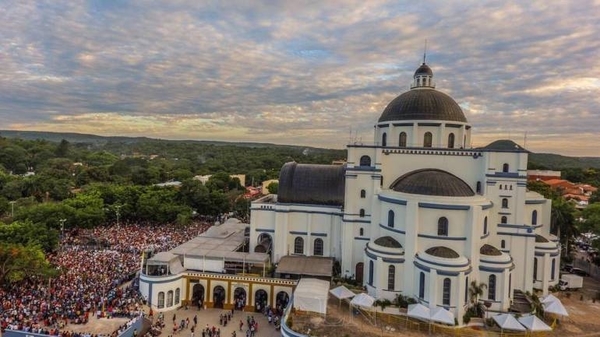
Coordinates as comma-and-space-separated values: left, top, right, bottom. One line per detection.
346, 167, 382, 172
311, 232, 328, 237
343, 218, 371, 223
482, 203, 494, 210
498, 212, 511, 215
142, 275, 183, 285
378, 195, 407, 205
354, 237, 370, 241
480, 232, 490, 239
379, 223, 406, 234
365, 250, 377, 260
415, 255, 470, 268
525, 199, 547, 204
535, 252, 560, 257
366, 243, 405, 256
255, 228, 275, 233
499, 195, 512, 198
479, 265, 510, 272
249, 207, 343, 217
486, 173, 526, 179
497, 231, 536, 238
418, 203, 470, 210
382, 257, 406, 263
498, 223, 542, 229
480, 258, 512, 265
417, 233, 467, 241
289, 231, 308, 235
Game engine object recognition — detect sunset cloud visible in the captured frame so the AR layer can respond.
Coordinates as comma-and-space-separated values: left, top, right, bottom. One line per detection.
0, 0, 599, 156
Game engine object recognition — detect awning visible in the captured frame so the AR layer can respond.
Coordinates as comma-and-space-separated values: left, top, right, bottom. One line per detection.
407, 303, 430, 322
517, 315, 552, 331
430, 307, 455, 325
493, 314, 526, 332
350, 293, 375, 308
543, 299, 569, 317
293, 278, 329, 315
329, 285, 355, 300
276, 255, 333, 277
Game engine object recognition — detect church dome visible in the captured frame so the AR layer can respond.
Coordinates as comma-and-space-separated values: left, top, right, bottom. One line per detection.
378, 89, 467, 123
378, 63, 467, 123
278, 162, 345, 206
414, 63, 433, 76
390, 169, 474, 197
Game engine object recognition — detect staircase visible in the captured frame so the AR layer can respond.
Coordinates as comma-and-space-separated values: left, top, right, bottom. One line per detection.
510, 290, 533, 313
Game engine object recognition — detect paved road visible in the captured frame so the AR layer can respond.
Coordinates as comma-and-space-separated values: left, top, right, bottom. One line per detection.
152, 307, 282, 337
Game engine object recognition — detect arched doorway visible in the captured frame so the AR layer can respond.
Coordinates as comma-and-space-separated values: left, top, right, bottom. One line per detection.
234, 287, 247, 311
254, 233, 273, 256
255, 289, 268, 312
213, 286, 226, 309
355, 262, 364, 284
276, 291, 290, 311
192, 284, 205, 308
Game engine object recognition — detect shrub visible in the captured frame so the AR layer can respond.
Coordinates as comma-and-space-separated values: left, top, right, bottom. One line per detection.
462, 312, 471, 324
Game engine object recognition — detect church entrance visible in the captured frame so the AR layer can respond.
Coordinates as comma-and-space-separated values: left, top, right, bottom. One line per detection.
234, 287, 247, 311
254, 289, 268, 312
213, 286, 226, 309
192, 284, 205, 308
355, 262, 364, 284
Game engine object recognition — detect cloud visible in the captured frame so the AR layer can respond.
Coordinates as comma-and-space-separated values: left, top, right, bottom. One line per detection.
0, 0, 599, 156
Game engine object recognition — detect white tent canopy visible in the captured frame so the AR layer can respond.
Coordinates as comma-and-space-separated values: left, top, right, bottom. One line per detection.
493, 314, 526, 332
293, 278, 329, 315
430, 307, 455, 325
329, 285, 355, 300
518, 315, 552, 331
407, 303, 430, 322
543, 299, 569, 317
541, 294, 560, 305
350, 293, 375, 308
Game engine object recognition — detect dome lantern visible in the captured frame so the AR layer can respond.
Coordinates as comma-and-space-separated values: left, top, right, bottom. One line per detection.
411, 62, 435, 89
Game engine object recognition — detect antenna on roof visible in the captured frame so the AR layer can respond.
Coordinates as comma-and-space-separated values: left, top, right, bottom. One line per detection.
423, 39, 428, 64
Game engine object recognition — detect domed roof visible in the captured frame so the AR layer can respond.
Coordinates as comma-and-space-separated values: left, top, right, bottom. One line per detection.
277, 162, 345, 206
535, 234, 549, 243
390, 169, 475, 197
414, 63, 433, 76
479, 139, 529, 153
480, 244, 502, 256
425, 246, 460, 259
374, 236, 402, 248
378, 89, 467, 123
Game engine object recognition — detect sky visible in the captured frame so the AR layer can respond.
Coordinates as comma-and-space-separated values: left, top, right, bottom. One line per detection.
1, 1, 599, 156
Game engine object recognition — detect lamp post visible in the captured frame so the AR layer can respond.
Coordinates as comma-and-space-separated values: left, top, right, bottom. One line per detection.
115, 205, 122, 226
9, 201, 16, 218
59, 219, 66, 238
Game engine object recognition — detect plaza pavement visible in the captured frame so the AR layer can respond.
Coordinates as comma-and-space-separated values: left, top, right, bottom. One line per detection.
152, 307, 282, 337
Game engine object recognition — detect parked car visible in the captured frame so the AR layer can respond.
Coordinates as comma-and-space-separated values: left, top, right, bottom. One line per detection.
562, 264, 574, 273
570, 268, 590, 276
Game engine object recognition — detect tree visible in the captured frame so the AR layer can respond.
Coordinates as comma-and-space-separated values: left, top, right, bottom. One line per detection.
55, 139, 70, 157
582, 203, 600, 234
468, 280, 487, 318
0, 243, 56, 284
267, 182, 279, 194
552, 197, 578, 256
0, 220, 59, 252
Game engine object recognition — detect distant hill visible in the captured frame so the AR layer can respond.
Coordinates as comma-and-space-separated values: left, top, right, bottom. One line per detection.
2, 130, 600, 169
529, 153, 600, 170
0, 130, 333, 150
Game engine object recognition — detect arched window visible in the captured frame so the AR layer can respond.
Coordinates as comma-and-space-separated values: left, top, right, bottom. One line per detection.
488, 275, 496, 301
424, 132, 433, 147
509, 185, 513, 190
551, 259, 556, 280
360, 189, 366, 198
464, 277, 469, 304
501, 216, 507, 224
388, 210, 395, 228
533, 258, 538, 280
501, 240, 506, 249
399, 132, 407, 147
503, 163, 509, 172
499, 184, 503, 190
419, 272, 425, 298
476, 181, 482, 194
175, 288, 180, 304
359, 228, 364, 236
359, 209, 365, 217
359, 155, 371, 167
448, 133, 455, 149
167, 290, 174, 307
368, 260, 374, 285
443, 278, 451, 306
531, 210, 538, 225
313, 238, 324, 256
388, 265, 395, 290
294, 237, 304, 254
382, 132, 387, 147
501, 198, 508, 208
483, 216, 488, 235
158, 292, 165, 308
437, 217, 448, 236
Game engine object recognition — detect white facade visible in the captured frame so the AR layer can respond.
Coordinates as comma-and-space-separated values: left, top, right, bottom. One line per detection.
249, 62, 559, 325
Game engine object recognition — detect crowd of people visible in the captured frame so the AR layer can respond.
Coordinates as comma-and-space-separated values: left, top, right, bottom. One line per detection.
0, 221, 212, 335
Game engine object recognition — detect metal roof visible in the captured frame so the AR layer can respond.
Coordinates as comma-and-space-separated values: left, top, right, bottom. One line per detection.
425, 246, 460, 259
374, 236, 403, 248
276, 255, 333, 277
480, 244, 502, 256
479, 139, 529, 152
378, 88, 467, 123
277, 162, 345, 206
390, 168, 475, 197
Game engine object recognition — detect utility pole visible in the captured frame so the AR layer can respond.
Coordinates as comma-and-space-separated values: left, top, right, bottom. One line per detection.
9, 201, 15, 218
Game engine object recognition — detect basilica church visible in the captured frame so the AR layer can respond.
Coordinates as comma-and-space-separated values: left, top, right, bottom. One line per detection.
249, 61, 560, 323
